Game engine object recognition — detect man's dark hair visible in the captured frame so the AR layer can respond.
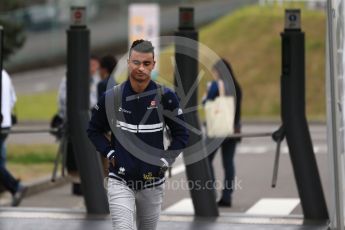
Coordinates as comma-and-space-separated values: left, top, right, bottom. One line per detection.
90, 54, 100, 62
100, 55, 117, 74
129, 39, 155, 59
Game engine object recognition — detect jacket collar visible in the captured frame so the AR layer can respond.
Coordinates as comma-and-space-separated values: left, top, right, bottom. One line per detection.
126, 79, 156, 95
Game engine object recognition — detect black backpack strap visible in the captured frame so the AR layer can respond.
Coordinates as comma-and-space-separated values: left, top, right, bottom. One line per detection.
156, 83, 166, 127
112, 82, 125, 127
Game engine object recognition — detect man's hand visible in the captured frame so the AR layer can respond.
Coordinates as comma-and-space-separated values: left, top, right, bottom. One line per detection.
158, 165, 168, 176
159, 158, 169, 176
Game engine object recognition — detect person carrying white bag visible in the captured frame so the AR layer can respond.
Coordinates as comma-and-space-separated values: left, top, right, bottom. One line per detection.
202, 58, 242, 207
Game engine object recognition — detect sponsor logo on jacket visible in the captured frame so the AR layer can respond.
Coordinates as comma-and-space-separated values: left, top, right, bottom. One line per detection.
143, 172, 155, 180
118, 107, 132, 114
118, 167, 126, 175
147, 100, 158, 110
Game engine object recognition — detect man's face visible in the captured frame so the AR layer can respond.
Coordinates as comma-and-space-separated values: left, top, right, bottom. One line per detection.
212, 69, 220, 80
99, 67, 108, 80
128, 50, 155, 83
90, 59, 100, 76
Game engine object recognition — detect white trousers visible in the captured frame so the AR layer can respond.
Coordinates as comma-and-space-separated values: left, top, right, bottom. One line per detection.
107, 178, 164, 230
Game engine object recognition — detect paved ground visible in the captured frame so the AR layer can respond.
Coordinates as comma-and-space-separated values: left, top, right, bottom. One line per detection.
0, 208, 329, 230
7, 123, 56, 145
11, 66, 65, 95
0, 122, 331, 229
6, 123, 331, 213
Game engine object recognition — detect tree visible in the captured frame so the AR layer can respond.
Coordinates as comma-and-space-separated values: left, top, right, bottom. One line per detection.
0, 0, 26, 61
0, 20, 26, 61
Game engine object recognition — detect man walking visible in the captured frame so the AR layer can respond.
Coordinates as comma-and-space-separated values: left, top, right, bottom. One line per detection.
97, 54, 117, 100
0, 69, 27, 206
54, 55, 101, 195
87, 39, 189, 230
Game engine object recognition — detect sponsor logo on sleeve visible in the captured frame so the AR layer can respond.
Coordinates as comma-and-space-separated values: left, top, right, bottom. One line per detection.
118, 167, 126, 175
178, 108, 183, 115
147, 100, 158, 110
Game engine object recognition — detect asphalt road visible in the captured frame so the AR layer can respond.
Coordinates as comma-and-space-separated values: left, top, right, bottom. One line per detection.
14, 123, 331, 218
163, 123, 331, 215
6, 0, 256, 71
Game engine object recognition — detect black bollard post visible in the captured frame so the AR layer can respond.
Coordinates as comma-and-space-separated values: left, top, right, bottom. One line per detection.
281, 9, 328, 220
0, 27, 3, 123
174, 7, 219, 217
67, 7, 108, 214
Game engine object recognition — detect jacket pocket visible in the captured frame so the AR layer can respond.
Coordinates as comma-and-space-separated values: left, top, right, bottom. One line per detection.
114, 152, 136, 179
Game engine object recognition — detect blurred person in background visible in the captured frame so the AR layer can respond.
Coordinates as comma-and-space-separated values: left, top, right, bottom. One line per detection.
96, 55, 117, 175
97, 54, 117, 100
203, 58, 242, 207
0, 69, 27, 206
57, 55, 101, 120
51, 55, 101, 195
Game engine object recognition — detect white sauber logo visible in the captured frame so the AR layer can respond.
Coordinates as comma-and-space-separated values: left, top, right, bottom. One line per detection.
118, 107, 132, 114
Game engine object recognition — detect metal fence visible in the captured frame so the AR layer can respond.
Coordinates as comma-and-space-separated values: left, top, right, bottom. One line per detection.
326, 0, 345, 229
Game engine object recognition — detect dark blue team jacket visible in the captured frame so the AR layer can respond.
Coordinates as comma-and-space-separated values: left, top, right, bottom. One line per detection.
87, 80, 189, 189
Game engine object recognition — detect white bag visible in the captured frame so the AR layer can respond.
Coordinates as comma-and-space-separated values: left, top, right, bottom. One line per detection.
204, 80, 235, 138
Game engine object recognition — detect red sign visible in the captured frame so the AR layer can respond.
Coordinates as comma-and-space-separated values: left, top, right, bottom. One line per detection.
74, 11, 82, 20
70, 7, 86, 26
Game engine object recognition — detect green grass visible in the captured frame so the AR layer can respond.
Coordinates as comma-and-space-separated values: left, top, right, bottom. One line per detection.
7, 144, 57, 164
16, 91, 57, 122
198, 4, 326, 120
17, 3, 326, 122
7, 163, 55, 181
4, 144, 58, 181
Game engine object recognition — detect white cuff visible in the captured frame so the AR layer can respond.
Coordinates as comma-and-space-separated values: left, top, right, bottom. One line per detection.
107, 150, 115, 159
160, 158, 169, 167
